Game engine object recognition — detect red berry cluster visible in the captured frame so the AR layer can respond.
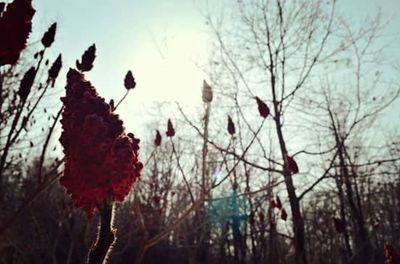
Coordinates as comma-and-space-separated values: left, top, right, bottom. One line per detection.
0, 0, 35, 66
59, 69, 143, 216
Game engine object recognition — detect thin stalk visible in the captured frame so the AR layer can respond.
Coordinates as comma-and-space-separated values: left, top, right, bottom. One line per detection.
87, 202, 116, 264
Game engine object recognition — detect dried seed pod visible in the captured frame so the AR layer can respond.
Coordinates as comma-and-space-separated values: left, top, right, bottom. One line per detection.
41, 22, 56, 48
255, 96, 269, 118
202, 80, 213, 103
154, 129, 162, 146
124, 70, 136, 90
76, 44, 96, 72
166, 119, 175, 137
227, 115, 235, 135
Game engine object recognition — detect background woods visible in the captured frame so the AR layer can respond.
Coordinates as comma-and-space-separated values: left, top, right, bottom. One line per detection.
1, 0, 399, 263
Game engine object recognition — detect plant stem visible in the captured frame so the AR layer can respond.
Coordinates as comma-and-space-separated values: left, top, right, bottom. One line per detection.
87, 202, 115, 264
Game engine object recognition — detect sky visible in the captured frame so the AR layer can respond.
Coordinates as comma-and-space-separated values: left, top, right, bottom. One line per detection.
25, 0, 400, 140
29, 0, 211, 138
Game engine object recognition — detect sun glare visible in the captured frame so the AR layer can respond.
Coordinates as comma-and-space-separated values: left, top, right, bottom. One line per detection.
135, 30, 208, 105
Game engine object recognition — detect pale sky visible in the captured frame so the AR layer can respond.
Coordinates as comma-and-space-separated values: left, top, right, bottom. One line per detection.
29, 0, 211, 138
26, 0, 400, 139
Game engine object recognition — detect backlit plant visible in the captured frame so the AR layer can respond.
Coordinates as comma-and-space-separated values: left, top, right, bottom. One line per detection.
59, 48, 142, 263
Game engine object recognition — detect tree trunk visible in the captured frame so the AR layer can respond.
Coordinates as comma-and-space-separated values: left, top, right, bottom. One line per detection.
273, 108, 307, 264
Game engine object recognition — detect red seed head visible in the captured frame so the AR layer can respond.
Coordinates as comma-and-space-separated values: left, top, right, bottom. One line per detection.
227, 115, 235, 135
0, 0, 35, 66
269, 199, 276, 209
47, 54, 62, 87
18, 67, 36, 101
202, 80, 213, 103
166, 119, 175, 137
41, 22, 56, 48
285, 154, 299, 174
280, 208, 287, 221
109, 99, 115, 111
276, 195, 282, 210
124, 70, 136, 90
153, 195, 161, 206
255, 96, 270, 118
248, 211, 255, 226
258, 211, 265, 222
76, 44, 96, 72
332, 217, 345, 233
154, 129, 162, 146
59, 69, 142, 217
384, 244, 400, 264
